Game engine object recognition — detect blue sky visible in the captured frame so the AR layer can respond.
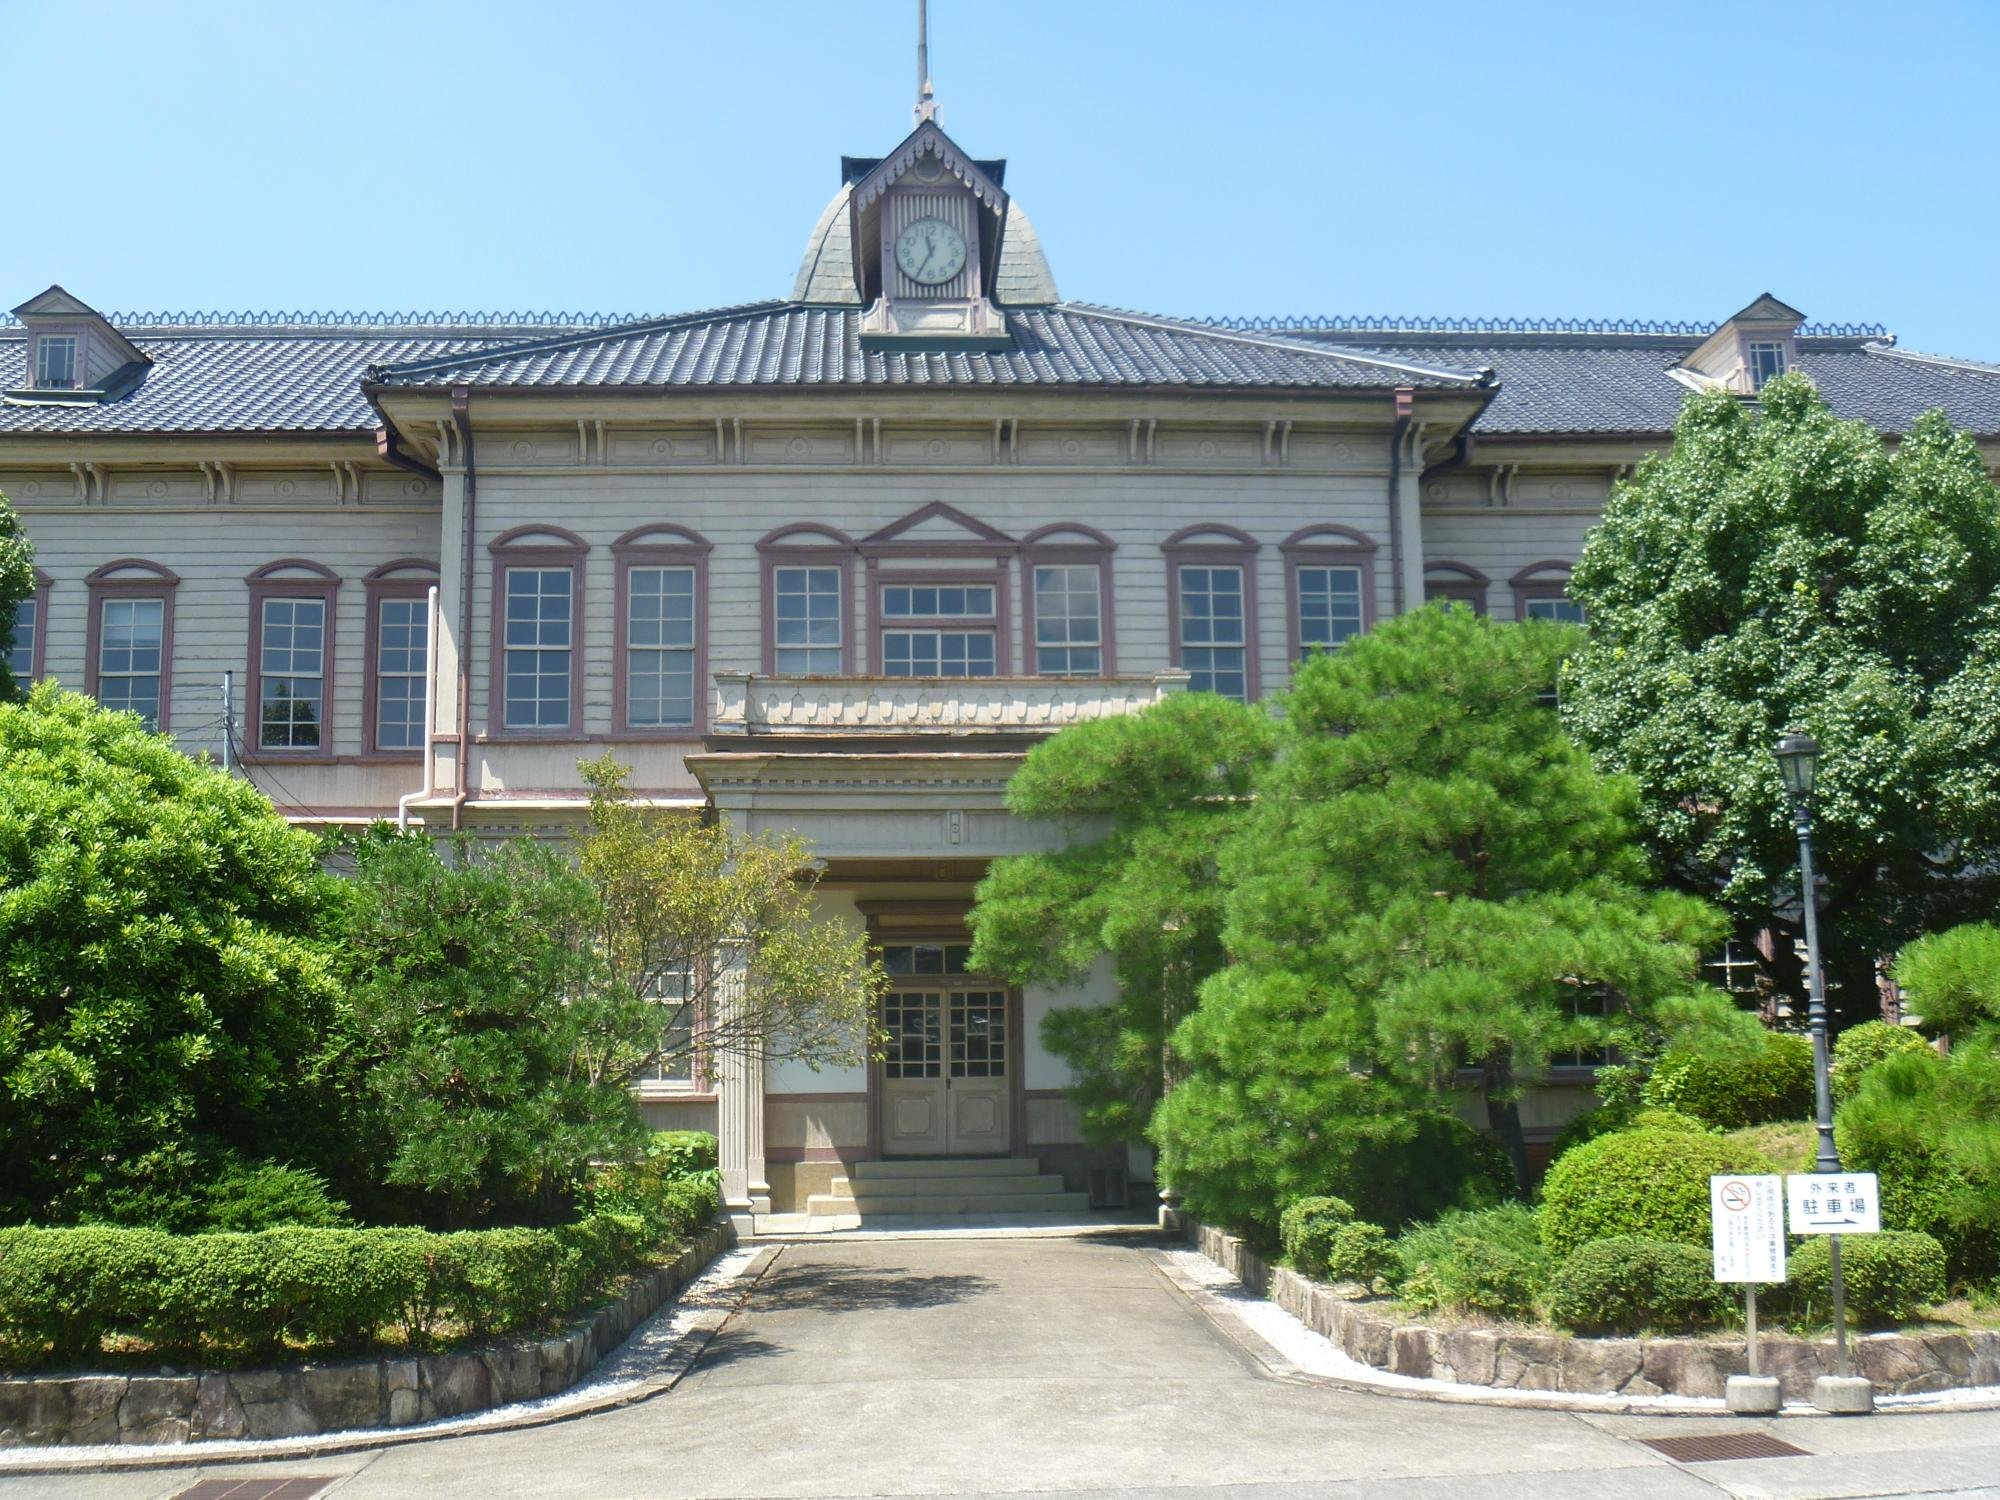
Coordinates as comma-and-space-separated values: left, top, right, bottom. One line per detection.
7, 1, 1998, 355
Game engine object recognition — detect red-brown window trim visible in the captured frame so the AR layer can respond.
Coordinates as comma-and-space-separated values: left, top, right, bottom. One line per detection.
1162, 523, 1261, 701
13, 568, 53, 683
83, 559, 179, 730
1019, 523, 1117, 677
1510, 560, 1576, 621
1279, 524, 1379, 663
361, 559, 439, 760
756, 523, 857, 675
1424, 560, 1491, 615
486, 525, 588, 740
869, 562, 1012, 676
243, 559, 342, 762
635, 949, 717, 1100
611, 524, 712, 738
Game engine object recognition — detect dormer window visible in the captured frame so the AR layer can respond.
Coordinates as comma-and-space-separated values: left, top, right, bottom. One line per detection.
34, 335, 77, 390
1748, 341, 1787, 389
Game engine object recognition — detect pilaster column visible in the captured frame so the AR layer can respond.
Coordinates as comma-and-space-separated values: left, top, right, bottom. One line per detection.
1394, 418, 1427, 618
713, 959, 769, 1229
430, 457, 467, 798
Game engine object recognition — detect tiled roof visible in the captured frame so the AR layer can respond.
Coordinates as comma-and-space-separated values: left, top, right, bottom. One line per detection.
366, 303, 1491, 392
4, 302, 1997, 440
1272, 329, 2000, 436
0, 329, 525, 435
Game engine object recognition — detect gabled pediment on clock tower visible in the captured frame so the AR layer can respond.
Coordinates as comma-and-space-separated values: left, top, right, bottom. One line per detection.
843, 120, 1015, 351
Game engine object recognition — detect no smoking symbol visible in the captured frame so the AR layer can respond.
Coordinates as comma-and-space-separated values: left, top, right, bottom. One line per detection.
1720, 1181, 1753, 1212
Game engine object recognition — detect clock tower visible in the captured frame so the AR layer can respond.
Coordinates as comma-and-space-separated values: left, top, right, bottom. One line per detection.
848, 120, 1015, 351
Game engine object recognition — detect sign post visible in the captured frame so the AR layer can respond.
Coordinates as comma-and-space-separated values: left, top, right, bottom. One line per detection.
1787, 1173, 1879, 1366
1711, 1174, 1786, 1413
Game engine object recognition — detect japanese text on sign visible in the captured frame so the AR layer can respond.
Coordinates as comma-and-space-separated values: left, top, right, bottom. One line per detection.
1786, 1172, 1881, 1234
1710, 1174, 1786, 1282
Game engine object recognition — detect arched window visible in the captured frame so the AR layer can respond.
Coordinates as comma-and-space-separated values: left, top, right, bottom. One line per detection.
1280, 525, 1379, 660
757, 524, 855, 675
488, 525, 588, 735
1162, 524, 1260, 700
84, 560, 179, 731
1020, 524, 1116, 677
612, 525, 712, 735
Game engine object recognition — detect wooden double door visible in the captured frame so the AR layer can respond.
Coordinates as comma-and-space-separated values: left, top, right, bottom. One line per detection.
879, 982, 1012, 1156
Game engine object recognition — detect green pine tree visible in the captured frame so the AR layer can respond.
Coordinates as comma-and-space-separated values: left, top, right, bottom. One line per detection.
1563, 375, 2000, 1028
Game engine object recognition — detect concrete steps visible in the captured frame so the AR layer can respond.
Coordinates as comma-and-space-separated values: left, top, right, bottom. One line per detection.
805, 1157, 1090, 1221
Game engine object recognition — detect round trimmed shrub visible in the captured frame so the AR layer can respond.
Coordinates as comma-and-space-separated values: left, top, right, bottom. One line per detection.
1320, 1222, 1396, 1286
1642, 1031, 1814, 1128
1832, 1020, 1932, 1105
1783, 1231, 1947, 1328
1547, 1237, 1731, 1334
1279, 1195, 1355, 1275
1541, 1126, 1774, 1259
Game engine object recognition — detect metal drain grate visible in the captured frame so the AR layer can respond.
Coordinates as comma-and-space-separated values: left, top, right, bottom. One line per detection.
1640, 1433, 1810, 1463
171, 1479, 342, 1500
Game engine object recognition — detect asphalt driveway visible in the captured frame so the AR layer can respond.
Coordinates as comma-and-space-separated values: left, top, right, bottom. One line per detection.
8, 1235, 2000, 1499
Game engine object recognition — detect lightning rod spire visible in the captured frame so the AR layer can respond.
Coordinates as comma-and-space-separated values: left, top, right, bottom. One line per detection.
915, 0, 937, 123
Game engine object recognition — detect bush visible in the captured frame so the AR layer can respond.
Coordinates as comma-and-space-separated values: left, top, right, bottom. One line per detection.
0, 1197, 718, 1369
647, 1130, 719, 1178
1341, 1114, 1515, 1230
202, 1161, 351, 1231
1782, 1231, 1948, 1328
1723, 1121, 1818, 1173
1642, 1031, 1815, 1128
1393, 1203, 1551, 1320
1546, 1105, 1711, 1164
0, 685, 344, 1227
1320, 1222, 1397, 1285
1547, 1237, 1731, 1334
1836, 1039, 2000, 1282
1541, 1127, 1773, 1259
1832, 1020, 1932, 1105
1279, 1195, 1355, 1274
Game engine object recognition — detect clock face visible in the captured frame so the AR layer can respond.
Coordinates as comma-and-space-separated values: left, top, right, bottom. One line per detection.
895, 217, 968, 286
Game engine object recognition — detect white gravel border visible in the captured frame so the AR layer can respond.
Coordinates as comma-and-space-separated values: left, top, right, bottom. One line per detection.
1151, 1245, 2000, 1417
0, 1244, 768, 1473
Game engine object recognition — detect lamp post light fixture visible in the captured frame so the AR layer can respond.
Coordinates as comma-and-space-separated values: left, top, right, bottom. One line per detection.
1773, 729, 1866, 1408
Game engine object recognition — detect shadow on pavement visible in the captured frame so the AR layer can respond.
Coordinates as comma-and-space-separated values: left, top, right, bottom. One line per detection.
752, 1260, 996, 1312
688, 1327, 788, 1372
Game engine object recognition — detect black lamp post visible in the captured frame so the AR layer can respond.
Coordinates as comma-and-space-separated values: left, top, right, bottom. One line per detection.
1773, 730, 1840, 1175
1774, 729, 1854, 1386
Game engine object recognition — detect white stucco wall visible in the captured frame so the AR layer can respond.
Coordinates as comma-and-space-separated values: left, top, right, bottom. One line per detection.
1024, 952, 1119, 1091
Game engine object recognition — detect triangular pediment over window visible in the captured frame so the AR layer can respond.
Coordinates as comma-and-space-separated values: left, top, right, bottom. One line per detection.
866, 500, 1014, 546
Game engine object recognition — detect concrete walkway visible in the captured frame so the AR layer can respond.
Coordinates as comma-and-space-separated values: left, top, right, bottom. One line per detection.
8, 1235, 2000, 1499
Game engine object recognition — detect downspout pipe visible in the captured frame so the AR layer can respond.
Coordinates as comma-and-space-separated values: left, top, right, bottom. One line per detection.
397, 584, 441, 830
1387, 387, 1415, 617
451, 388, 477, 830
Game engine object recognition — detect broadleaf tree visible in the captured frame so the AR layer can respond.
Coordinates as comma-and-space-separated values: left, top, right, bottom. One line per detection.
966, 693, 1275, 1147
1562, 375, 2000, 1027
577, 754, 883, 1085
0, 684, 343, 1226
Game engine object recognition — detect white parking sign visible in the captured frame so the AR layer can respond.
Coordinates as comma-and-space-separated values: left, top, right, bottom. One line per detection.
1787, 1172, 1881, 1234
1710, 1175, 1786, 1282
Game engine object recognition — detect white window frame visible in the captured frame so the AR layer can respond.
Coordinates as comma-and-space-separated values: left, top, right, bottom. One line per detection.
35, 335, 78, 390
1176, 563, 1249, 700
773, 564, 845, 675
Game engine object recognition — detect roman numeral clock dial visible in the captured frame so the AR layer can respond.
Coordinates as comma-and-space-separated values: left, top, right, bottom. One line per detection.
894, 217, 967, 286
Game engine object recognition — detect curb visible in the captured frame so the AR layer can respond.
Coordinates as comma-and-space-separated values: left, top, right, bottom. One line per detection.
1148, 1247, 2000, 1419
0, 1243, 780, 1476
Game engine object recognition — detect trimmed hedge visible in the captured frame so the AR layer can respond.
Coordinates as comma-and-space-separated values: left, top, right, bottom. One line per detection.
1783, 1231, 1948, 1328
1642, 1032, 1814, 1128
1547, 1237, 1731, 1335
1319, 1222, 1397, 1285
1279, 1195, 1355, 1276
0, 1175, 717, 1368
1541, 1126, 1773, 1260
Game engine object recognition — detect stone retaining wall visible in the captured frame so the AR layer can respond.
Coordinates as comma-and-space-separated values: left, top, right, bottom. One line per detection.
1192, 1223, 2000, 1401
0, 1219, 735, 1447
